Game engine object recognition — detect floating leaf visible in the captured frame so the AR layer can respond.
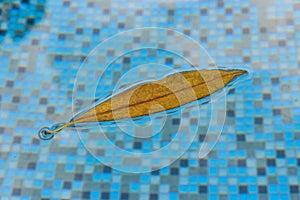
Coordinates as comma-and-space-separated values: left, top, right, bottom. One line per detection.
39, 69, 247, 140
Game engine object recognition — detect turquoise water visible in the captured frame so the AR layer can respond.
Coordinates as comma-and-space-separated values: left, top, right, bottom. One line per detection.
0, 0, 300, 199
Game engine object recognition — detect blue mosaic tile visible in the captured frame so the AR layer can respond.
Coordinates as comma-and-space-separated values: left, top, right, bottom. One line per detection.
0, 0, 300, 199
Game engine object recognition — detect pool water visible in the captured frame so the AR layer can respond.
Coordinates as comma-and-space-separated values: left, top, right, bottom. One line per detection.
0, 0, 300, 199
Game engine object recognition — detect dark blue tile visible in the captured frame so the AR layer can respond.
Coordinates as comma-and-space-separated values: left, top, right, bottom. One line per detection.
239, 186, 248, 194
258, 185, 267, 193
12, 188, 21, 195
237, 159, 246, 167
74, 173, 82, 181
263, 93, 271, 100
254, 117, 263, 125
151, 169, 160, 175
198, 159, 207, 167
180, 159, 188, 167
101, 192, 110, 200
133, 141, 142, 149
103, 166, 112, 173
290, 185, 299, 193
271, 77, 280, 84
27, 162, 36, 170
276, 150, 285, 158
237, 134, 245, 141
198, 185, 208, 193
149, 194, 158, 200
267, 159, 276, 167
6, 80, 14, 88
170, 168, 179, 175
63, 181, 72, 189
165, 57, 173, 65
272, 109, 281, 116
257, 167, 266, 176
82, 191, 90, 199
120, 193, 129, 200
172, 118, 180, 125
227, 110, 235, 117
